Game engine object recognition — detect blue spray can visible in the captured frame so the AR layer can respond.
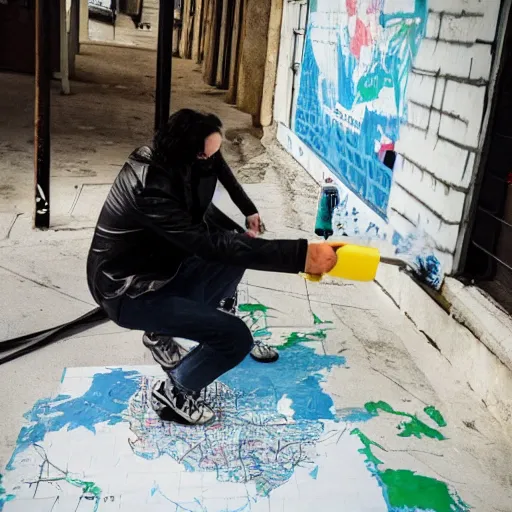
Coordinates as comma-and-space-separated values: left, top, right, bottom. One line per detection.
314, 179, 340, 240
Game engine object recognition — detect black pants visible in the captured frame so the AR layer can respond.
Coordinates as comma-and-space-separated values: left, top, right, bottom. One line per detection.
115, 256, 252, 393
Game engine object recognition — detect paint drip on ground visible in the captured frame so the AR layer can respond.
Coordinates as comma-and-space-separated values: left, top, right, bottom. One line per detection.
351, 399, 469, 511
0, 475, 15, 511
6, 368, 140, 470
351, 425, 470, 512
364, 401, 447, 440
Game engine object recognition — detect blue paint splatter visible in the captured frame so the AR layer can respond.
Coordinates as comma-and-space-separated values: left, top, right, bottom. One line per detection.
309, 466, 319, 480
253, 328, 272, 338
0, 475, 15, 512
220, 344, 344, 422
7, 368, 139, 470
394, 231, 444, 290
5, 337, 345, 505
338, 407, 375, 423
415, 254, 442, 290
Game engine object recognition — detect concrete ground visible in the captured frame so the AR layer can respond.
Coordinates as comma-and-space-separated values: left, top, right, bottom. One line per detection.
0, 43, 259, 224
88, 0, 159, 49
1, 46, 512, 511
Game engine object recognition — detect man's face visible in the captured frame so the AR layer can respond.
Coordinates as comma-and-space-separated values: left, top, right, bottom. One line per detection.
197, 132, 222, 160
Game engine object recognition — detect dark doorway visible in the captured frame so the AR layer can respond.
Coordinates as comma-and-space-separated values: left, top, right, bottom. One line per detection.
464, 7, 512, 314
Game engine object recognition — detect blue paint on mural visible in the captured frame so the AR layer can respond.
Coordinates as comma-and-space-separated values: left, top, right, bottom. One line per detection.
295, 0, 427, 219
0, 475, 15, 512
394, 230, 444, 289
220, 344, 345, 422
338, 407, 375, 423
329, 189, 444, 289
6, 368, 139, 470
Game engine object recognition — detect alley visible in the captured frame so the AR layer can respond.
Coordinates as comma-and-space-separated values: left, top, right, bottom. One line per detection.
1, 31, 512, 512
0, 43, 257, 226
1, 127, 512, 511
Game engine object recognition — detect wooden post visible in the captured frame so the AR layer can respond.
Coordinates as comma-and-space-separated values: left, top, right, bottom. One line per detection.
186, 0, 196, 58
260, 0, 284, 127
178, 0, 190, 58
79, 0, 89, 44
34, 0, 52, 229
155, 0, 174, 132
226, 0, 243, 104
200, 0, 211, 62
215, 0, 229, 88
191, 0, 204, 63
203, 0, 221, 85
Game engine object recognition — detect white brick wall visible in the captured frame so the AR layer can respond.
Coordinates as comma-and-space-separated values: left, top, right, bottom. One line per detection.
388, 185, 461, 254
439, 12, 499, 44
426, 12, 441, 39
396, 3, 502, 273
439, 82, 486, 148
406, 102, 430, 131
432, 77, 445, 109
415, 40, 492, 81
407, 72, 436, 105
395, 125, 470, 189
428, 0, 500, 20
393, 159, 467, 223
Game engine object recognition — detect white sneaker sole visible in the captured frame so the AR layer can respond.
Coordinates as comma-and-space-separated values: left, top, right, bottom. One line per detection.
151, 380, 215, 426
250, 345, 279, 363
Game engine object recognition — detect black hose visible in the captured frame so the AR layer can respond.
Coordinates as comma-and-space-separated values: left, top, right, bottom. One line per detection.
0, 308, 108, 365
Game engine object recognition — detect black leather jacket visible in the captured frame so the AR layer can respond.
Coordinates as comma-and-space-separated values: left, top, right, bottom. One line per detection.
87, 147, 308, 309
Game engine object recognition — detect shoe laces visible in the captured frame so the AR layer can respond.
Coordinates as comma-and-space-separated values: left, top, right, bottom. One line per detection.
183, 393, 207, 419
151, 334, 179, 352
253, 338, 270, 348
172, 385, 208, 419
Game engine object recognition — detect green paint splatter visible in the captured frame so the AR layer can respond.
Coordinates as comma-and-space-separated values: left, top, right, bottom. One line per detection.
238, 303, 271, 314
365, 401, 446, 441
280, 329, 328, 350
312, 313, 333, 325
238, 304, 334, 350
351, 428, 386, 466
65, 477, 101, 497
238, 303, 273, 341
424, 406, 447, 427
350, 429, 470, 511
0, 474, 15, 511
380, 469, 470, 512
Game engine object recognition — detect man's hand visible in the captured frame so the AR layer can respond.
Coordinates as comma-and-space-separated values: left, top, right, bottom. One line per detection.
305, 242, 337, 275
246, 213, 265, 237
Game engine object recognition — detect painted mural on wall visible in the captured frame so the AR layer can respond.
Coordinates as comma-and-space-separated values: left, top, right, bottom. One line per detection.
294, 0, 427, 219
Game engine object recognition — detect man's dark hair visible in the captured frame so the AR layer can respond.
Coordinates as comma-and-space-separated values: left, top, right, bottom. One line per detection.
153, 109, 223, 166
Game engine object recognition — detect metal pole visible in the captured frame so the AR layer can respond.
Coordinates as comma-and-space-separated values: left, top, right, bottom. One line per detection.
34, 0, 52, 229
155, 0, 174, 132
59, 0, 71, 95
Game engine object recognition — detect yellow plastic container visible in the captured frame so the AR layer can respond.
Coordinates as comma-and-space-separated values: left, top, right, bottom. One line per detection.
302, 244, 382, 282
327, 245, 380, 281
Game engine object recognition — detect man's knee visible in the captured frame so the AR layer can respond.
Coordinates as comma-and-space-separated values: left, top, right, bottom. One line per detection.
224, 317, 253, 361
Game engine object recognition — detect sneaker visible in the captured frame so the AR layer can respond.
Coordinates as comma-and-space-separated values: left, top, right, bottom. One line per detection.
142, 333, 188, 370
250, 339, 279, 363
151, 379, 215, 426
